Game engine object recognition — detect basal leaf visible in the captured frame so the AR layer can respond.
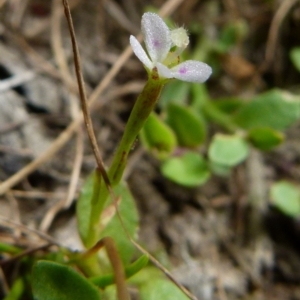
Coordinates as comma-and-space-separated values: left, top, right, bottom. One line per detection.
32, 261, 101, 300
140, 112, 177, 159
77, 170, 103, 248
233, 89, 300, 130
139, 278, 189, 300
99, 182, 139, 264
247, 127, 284, 151
208, 134, 249, 167
167, 103, 206, 147
270, 181, 300, 218
161, 152, 210, 187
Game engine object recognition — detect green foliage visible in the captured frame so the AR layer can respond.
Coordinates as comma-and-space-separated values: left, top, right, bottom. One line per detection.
159, 80, 190, 108
77, 172, 139, 261
90, 255, 149, 288
233, 89, 300, 130
290, 47, 300, 72
213, 97, 245, 114
140, 112, 177, 159
129, 267, 189, 300
139, 278, 189, 300
3, 278, 24, 300
32, 261, 102, 300
247, 127, 284, 151
161, 152, 210, 187
99, 182, 139, 264
208, 134, 249, 167
166, 103, 207, 147
270, 181, 300, 218
77, 171, 102, 248
217, 20, 248, 53
0, 242, 22, 254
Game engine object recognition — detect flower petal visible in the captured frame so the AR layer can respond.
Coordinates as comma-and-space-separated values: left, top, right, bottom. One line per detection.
156, 62, 173, 79
141, 12, 171, 63
130, 35, 153, 69
170, 60, 212, 83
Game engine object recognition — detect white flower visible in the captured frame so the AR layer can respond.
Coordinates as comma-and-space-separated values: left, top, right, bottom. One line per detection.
130, 12, 212, 83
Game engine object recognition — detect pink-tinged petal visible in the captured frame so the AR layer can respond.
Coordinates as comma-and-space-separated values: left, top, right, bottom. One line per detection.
156, 62, 173, 79
170, 60, 212, 83
141, 12, 171, 63
130, 35, 153, 69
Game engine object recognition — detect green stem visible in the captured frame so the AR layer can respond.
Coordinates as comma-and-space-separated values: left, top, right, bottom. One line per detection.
87, 73, 165, 247
108, 76, 165, 184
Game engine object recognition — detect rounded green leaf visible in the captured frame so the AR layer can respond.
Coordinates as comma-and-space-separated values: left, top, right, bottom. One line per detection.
270, 181, 300, 218
290, 47, 300, 72
139, 278, 189, 300
167, 103, 206, 147
233, 89, 300, 130
32, 261, 101, 300
209, 161, 231, 177
247, 127, 284, 151
208, 134, 249, 167
161, 152, 210, 187
140, 112, 177, 159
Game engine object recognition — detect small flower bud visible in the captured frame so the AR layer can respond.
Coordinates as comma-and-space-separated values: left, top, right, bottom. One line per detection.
170, 27, 189, 49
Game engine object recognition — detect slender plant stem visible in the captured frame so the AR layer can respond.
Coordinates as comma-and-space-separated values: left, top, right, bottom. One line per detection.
108, 76, 165, 184
86, 74, 165, 247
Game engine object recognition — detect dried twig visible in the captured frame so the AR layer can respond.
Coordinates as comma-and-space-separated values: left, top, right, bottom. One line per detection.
39, 123, 83, 232
51, 0, 74, 87
62, 0, 111, 188
0, 217, 59, 245
263, 0, 300, 71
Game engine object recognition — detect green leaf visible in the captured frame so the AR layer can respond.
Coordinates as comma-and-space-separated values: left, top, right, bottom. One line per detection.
140, 112, 177, 159
3, 278, 24, 300
233, 89, 300, 130
100, 182, 139, 264
213, 97, 245, 114
90, 255, 149, 288
270, 181, 300, 218
32, 261, 101, 300
167, 103, 206, 147
208, 134, 249, 167
209, 161, 231, 177
161, 152, 210, 187
290, 47, 300, 72
190, 83, 210, 110
217, 20, 248, 53
77, 171, 102, 247
0, 242, 22, 254
77, 173, 139, 262
247, 127, 284, 151
159, 81, 190, 108
139, 278, 189, 300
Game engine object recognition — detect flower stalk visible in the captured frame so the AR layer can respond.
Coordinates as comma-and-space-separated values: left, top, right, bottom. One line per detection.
108, 73, 165, 184
88, 74, 166, 247
85, 12, 212, 247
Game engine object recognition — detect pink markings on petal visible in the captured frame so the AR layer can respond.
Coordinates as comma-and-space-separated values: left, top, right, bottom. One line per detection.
179, 67, 188, 74
152, 39, 160, 48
